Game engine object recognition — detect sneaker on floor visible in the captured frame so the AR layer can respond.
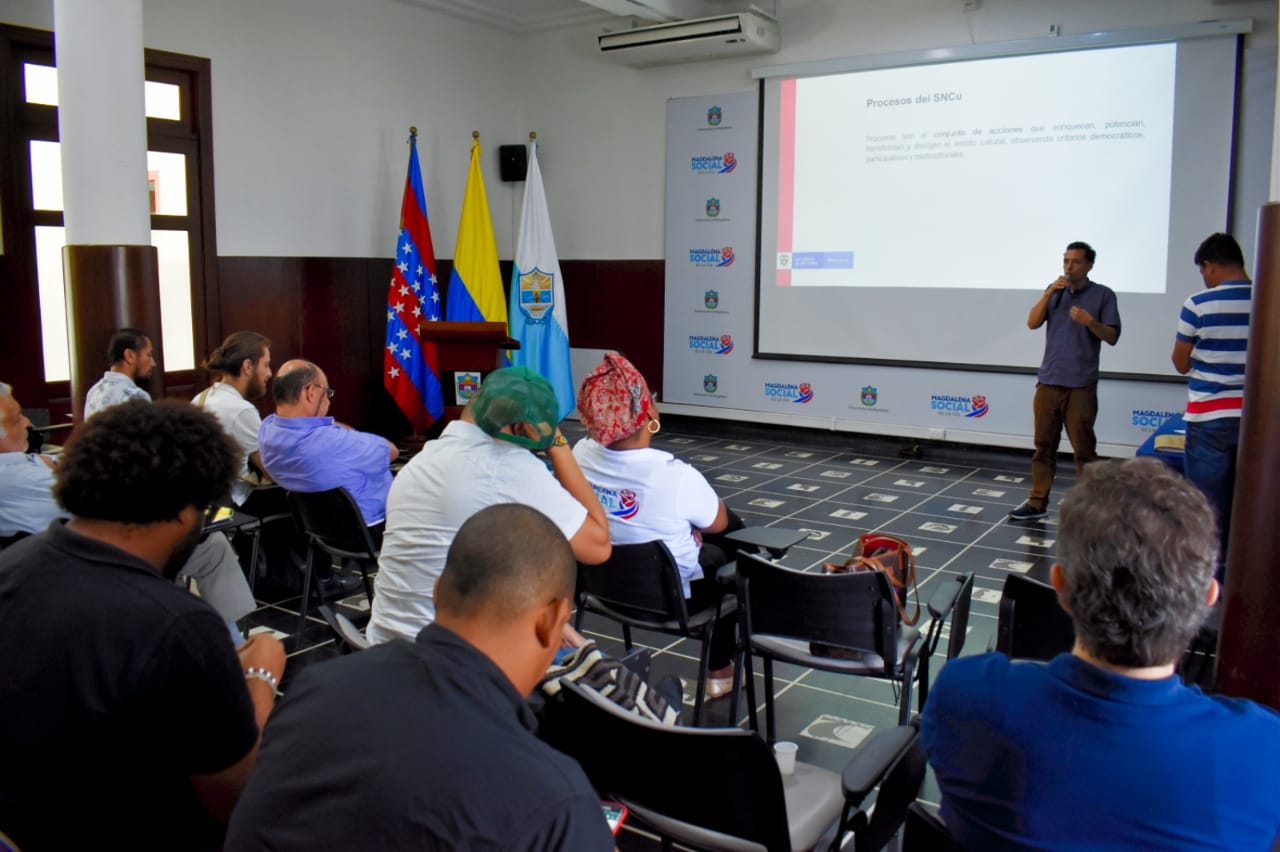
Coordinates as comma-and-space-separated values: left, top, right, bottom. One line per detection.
704, 665, 735, 700
1007, 501, 1048, 521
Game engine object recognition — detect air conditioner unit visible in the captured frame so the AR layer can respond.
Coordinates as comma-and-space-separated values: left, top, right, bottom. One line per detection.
597, 11, 780, 68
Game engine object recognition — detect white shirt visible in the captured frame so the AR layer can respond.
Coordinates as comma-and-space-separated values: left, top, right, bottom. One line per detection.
84, 372, 151, 419
193, 382, 261, 505
367, 419, 588, 644
572, 438, 719, 597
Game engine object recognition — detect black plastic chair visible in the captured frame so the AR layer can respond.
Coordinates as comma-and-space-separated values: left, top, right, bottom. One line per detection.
541, 681, 847, 852
574, 540, 735, 726
288, 488, 378, 631
994, 573, 1074, 661
837, 723, 930, 852
736, 553, 973, 734
902, 801, 960, 851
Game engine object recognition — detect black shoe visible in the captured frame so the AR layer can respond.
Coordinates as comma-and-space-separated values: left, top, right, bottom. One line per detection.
1008, 501, 1048, 521
319, 575, 362, 599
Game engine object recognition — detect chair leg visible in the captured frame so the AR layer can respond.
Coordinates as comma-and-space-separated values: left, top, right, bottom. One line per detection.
744, 648, 760, 734
763, 656, 777, 744
298, 544, 316, 634
898, 660, 915, 725
358, 559, 374, 604
728, 644, 744, 723
573, 604, 584, 631
622, 624, 633, 651
691, 627, 714, 727
247, 526, 262, 594
917, 652, 932, 714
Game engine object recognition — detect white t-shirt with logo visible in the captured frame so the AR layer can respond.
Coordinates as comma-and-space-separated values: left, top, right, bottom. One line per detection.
573, 438, 719, 597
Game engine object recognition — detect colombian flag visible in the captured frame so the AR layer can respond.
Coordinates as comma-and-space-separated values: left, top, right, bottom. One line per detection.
445, 137, 507, 327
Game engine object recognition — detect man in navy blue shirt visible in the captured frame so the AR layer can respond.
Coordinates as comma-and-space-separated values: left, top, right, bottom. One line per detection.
923, 458, 1280, 850
1010, 241, 1120, 521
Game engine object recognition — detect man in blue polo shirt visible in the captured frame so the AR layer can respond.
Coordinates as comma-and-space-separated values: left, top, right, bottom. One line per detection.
1171, 232, 1251, 576
258, 359, 398, 527
1009, 241, 1121, 521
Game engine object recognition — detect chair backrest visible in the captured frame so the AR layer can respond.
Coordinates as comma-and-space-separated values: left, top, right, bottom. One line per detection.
287, 487, 378, 561
576, 541, 691, 631
943, 573, 974, 660
995, 573, 1074, 661
736, 552, 899, 673
544, 681, 792, 851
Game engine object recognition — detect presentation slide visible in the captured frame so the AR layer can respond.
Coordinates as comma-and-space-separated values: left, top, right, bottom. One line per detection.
756, 36, 1239, 375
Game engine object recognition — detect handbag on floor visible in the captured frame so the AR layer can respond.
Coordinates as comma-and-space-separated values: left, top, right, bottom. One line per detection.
821, 532, 921, 624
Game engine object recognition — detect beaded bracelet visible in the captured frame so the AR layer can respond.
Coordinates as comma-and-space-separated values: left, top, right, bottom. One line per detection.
244, 666, 279, 692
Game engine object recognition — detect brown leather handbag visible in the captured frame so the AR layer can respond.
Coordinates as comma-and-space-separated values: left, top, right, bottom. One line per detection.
821, 532, 920, 626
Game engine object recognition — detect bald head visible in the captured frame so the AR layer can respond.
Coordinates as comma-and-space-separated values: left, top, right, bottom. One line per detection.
435, 504, 576, 622
273, 360, 331, 418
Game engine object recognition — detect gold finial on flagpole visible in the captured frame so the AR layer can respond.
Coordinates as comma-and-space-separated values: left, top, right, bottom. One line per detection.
409, 126, 417, 136
529, 131, 536, 140
472, 130, 479, 140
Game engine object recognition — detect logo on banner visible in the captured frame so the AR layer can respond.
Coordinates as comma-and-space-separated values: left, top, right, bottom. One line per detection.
690, 152, 737, 174
705, 197, 720, 218
704, 374, 718, 393
861, 386, 878, 406
455, 371, 481, 403
688, 334, 733, 355
704, 289, 719, 310
707, 105, 722, 126
1132, 409, 1181, 432
931, 393, 989, 418
764, 381, 814, 404
516, 268, 554, 321
689, 246, 735, 267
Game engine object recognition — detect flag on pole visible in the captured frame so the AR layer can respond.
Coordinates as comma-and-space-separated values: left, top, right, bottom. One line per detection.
384, 128, 445, 433
509, 138, 575, 420
445, 134, 507, 326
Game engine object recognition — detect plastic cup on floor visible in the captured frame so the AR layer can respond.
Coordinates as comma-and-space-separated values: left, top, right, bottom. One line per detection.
773, 740, 798, 776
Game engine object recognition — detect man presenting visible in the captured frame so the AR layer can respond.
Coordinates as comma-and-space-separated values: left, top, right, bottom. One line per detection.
258, 359, 397, 526
367, 367, 610, 644
0, 400, 285, 851
1009, 241, 1120, 521
1172, 232, 1251, 576
84, 327, 156, 418
923, 458, 1280, 849
225, 504, 615, 851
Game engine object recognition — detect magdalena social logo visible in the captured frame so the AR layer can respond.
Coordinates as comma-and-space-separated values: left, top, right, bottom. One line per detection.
931, 393, 989, 418
1132, 408, 1181, 432
688, 334, 734, 355
690, 152, 737, 174
708, 105, 722, 126
764, 381, 814, 404
705, 197, 720, 218
704, 289, 719, 310
689, 246, 735, 268
591, 484, 641, 521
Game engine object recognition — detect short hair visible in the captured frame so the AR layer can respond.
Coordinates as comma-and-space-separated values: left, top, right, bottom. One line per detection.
203, 331, 270, 378
1056, 458, 1217, 668
272, 361, 319, 405
1194, 232, 1245, 269
54, 399, 239, 524
1065, 241, 1096, 264
107, 328, 150, 366
436, 504, 576, 619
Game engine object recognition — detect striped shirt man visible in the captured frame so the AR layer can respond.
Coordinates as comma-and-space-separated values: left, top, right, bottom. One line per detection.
1175, 280, 1251, 422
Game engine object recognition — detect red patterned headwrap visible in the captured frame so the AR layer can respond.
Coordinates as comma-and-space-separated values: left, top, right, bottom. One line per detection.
578, 353, 652, 448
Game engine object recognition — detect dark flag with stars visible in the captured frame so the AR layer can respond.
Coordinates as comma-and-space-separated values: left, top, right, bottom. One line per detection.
384, 128, 445, 433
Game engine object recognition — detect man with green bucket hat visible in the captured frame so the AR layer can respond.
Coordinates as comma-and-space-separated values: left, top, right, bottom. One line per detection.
368, 367, 611, 645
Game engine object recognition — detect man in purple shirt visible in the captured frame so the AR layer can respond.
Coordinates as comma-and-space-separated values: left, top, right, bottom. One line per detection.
1009, 241, 1121, 521
258, 360, 398, 527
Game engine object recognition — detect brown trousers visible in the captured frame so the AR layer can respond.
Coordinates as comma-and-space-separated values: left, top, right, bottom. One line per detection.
1030, 382, 1098, 506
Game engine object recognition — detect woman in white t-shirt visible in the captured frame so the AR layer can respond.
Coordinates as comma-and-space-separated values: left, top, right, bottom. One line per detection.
574, 353, 743, 699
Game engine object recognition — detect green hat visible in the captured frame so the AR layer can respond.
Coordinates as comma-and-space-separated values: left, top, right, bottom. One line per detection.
470, 366, 561, 450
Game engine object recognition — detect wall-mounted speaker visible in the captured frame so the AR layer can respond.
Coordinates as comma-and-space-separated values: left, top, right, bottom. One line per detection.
498, 145, 528, 182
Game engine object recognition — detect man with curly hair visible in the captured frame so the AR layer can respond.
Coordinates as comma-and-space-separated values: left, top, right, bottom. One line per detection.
922, 458, 1280, 849
0, 399, 286, 851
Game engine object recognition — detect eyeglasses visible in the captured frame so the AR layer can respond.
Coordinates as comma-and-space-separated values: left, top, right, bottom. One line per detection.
308, 383, 336, 399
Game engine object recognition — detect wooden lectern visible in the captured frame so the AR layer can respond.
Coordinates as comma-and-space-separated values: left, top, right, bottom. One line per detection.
418, 321, 519, 429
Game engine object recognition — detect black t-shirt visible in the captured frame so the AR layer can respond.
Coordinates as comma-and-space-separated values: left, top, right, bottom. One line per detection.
226, 624, 615, 851
0, 521, 258, 851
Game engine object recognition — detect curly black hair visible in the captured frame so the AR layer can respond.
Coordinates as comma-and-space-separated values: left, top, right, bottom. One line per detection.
54, 399, 239, 523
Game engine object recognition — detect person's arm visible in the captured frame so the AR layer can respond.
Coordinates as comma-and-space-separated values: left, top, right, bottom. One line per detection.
188, 634, 286, 824
544, 430, 611, 565
701, 499, 730, 534
247, 450, 274, 483
1171, 339, 1194, 374
1028, 277, 1067, 329
1067, 306, 1119, 346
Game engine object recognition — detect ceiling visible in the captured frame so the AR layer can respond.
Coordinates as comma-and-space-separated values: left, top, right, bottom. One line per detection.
393, 0, 764, 34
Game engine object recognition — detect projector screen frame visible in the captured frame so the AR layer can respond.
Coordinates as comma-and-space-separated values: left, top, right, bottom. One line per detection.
748, 19, 1251, 384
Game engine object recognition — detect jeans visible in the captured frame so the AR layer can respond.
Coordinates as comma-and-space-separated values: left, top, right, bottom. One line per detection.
1184, 417, 1239, 577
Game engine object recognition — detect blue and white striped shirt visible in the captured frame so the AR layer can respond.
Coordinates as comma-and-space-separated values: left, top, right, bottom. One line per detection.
1175, 280, 1251, 422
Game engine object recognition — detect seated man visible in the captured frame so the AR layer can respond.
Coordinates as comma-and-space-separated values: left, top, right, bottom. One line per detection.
84, 327, 156, 418
0, 399, 285, 851
922, 458, 1280, 850
0, 383, 257, 626
225, 504, 614, 851
258, 359, 397, 526
367, 367, 610, 644
194, 331, 274, 506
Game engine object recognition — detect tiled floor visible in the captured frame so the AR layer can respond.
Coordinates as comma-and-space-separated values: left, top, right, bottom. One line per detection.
240, 415, 1075, 850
